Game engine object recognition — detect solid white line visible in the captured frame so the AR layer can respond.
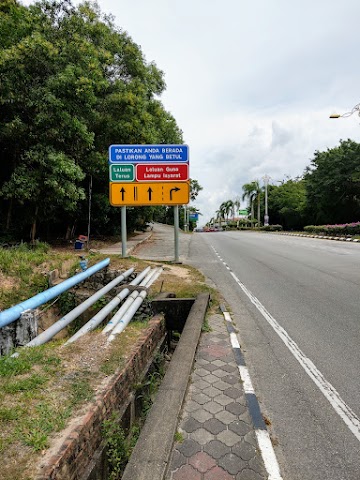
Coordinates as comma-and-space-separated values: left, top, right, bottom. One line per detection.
238, 365, 255, 394
255, 429, 283, 480
228, 270, 360, 442
230, 331, 240, 349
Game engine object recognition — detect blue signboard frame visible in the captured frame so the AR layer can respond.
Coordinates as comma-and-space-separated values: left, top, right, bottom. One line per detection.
109, 144, 189, 163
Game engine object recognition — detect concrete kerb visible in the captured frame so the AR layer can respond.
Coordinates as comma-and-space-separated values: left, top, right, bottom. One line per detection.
275, 232, 360, 242
122, 293, 210, 480
96, 231, 153, 256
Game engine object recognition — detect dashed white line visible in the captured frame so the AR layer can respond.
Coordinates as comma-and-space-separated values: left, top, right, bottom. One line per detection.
212, 246, 360, 442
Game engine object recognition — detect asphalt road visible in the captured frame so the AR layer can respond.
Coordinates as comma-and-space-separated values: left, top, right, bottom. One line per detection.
187, 231, 360, 480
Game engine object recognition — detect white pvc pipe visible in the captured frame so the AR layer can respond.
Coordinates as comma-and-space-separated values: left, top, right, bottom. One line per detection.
64, 266, 151, 345
107, 268, 162, 343
102, 268, 160, 334
22, 267, 135, 348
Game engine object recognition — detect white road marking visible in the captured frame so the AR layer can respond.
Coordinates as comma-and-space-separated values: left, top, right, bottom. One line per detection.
238, 365, 255, 394
211, 246, 360, 442
255, 429, 283, 480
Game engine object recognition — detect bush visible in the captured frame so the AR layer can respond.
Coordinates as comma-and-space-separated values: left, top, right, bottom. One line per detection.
304, 222, 360, 236
261, 225, 283, 231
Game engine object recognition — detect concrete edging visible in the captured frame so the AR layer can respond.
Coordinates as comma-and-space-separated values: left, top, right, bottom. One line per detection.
122, 292, 210, 480
36, 315, 166, 480
275, 232, 360, 242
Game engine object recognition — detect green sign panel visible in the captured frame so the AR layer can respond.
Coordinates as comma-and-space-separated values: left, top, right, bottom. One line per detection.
239, 209, 248, 215
110, 164, 134, 181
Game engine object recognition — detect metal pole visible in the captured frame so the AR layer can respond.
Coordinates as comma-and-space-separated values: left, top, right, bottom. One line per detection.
174, 205, 180, 263
87, 175, 92, 250
263, 175, 270, 226
121, 206, 127, 257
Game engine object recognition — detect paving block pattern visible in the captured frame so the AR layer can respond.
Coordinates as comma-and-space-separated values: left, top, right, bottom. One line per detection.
166, 314, 267, 480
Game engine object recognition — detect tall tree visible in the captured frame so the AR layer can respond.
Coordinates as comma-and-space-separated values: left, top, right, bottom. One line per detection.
190, 179, 203, 202
0, 0, 184, 241
233, 197, 241, 220
304, 139, 360, 225
268, 178, 307, 230
242, 182, 257, 226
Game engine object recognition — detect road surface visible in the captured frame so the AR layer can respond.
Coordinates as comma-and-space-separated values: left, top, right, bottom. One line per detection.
187, 230, 360, 480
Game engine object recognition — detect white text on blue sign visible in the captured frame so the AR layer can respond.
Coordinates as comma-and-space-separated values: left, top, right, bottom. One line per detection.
109, 144, 189, 163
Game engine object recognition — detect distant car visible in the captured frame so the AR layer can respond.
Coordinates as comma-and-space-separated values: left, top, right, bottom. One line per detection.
194, 227, 204, 232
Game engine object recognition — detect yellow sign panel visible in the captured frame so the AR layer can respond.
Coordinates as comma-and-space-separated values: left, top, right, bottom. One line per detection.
109, 182, 190, 206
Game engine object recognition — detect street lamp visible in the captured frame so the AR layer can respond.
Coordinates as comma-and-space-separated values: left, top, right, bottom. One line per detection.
263, 174, 270, 226
329, 102, 360, 119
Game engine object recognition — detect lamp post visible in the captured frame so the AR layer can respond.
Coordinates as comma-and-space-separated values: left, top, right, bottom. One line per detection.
263, 174, 270, 226
329, 102, 360, 119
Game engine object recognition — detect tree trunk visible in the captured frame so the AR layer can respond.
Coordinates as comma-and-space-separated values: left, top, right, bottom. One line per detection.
5, 198, 13, 230
30, 206, 39, 244
251, 201, 254, 228
257, 194, 261, 227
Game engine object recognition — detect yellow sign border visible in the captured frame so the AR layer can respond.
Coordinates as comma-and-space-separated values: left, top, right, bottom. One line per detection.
109, 181, 190, 206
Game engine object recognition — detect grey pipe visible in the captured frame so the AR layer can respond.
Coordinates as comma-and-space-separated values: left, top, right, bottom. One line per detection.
0, 258, 110, 328
64, 266, 151, 345
102, 268, 160, 334
107, 268, 162, 343
23, 267, 135, 348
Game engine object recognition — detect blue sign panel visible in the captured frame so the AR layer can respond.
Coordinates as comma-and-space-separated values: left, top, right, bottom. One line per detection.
109, 144, 189, 163
189, 213, 199, 221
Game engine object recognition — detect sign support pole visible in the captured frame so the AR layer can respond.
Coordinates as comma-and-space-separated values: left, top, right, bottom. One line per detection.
121, 206, 127, 257
174, 205, 180, 263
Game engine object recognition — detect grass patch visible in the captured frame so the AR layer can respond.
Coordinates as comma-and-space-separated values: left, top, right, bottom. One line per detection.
0, 242, 217, 479
174, 431, 184, 443
201, 318, 212, 333
0, 243, 78, 310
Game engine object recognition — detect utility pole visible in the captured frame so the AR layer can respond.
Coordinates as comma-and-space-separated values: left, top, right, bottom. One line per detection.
263, 175, 270, 226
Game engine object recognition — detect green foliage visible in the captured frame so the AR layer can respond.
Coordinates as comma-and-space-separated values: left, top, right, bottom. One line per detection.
201, 318, 212, 332
267, 179, 306, 230
69, 375, 94, 406
304, 139, 360, 225
21, 403, 71, 451
261, 224, 283, 231
0, 345, 61, 375
3, 373, 47, 393
90, 296, 108, 310
102, 413, 129, 480
174, 431, 184, 442
190, 178, 203, 201
0, 0, 185, 241
58, 291, 77, 315
304, 222, 360, 236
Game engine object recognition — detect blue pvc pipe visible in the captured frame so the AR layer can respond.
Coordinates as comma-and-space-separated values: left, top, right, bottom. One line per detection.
0, 258, 110, 328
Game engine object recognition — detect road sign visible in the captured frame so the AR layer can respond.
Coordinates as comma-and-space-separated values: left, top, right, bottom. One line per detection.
136, 163, 189, 182
109, 164, 135, 181
109, 182, 190, 206
109, 144, 189, 163
189, 213, 199, 221
239, 209, 248, 215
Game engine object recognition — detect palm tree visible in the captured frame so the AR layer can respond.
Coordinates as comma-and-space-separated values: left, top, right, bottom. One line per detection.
254, 180, 261, 227
233, 197, 241, 220
224, 200, 234, 223
219, 200, 233, 225
242, 182, 257, 226
242, 181, 262, 227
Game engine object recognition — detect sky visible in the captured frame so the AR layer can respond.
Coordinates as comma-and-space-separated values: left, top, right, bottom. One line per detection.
23, 0, 360, 225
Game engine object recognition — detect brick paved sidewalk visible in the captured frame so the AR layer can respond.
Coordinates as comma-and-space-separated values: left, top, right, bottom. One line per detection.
166, 314, 267, 480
